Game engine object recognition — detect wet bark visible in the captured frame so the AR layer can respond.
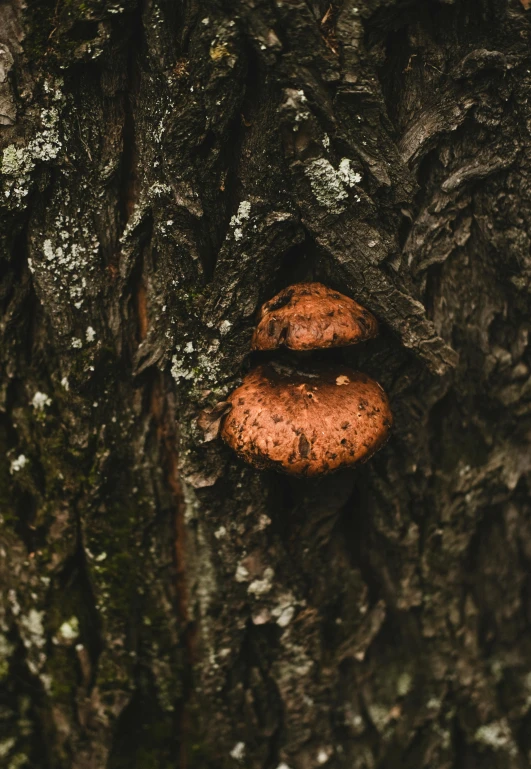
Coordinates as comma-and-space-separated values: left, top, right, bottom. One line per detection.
1, 0, 531, 767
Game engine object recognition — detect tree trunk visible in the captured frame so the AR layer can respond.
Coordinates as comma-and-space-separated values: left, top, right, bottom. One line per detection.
1, 0, 531, 767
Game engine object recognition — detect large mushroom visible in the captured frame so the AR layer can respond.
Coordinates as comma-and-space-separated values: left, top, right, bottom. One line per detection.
221, 364, 392, 476
252, 282, 378, 351
215, 281, 392, 476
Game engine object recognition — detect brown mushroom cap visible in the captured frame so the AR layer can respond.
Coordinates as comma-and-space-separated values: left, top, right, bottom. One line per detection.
221, 363, 392, 476
251, 282, 379, 351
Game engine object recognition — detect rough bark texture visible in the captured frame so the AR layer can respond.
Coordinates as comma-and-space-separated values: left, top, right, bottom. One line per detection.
1, 1, 531, 767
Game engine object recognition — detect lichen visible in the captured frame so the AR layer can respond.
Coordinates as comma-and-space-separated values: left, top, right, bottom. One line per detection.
33, 202, 100, 310
396, 672, 412, 697
31, 392, 52, 411
58, 616, 80, 641
230, 200, 251, 241
9, 455, 27, 474
248, 568, 275, 596
20, 609, 45, 649
474, 719, 517, 756
1, 81, 64, 207
338, 158, 362, 187
229, 742, 245, 760
304, 158, 349, 214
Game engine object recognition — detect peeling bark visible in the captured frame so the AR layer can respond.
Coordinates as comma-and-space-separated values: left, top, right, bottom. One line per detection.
1, 1, 531, 768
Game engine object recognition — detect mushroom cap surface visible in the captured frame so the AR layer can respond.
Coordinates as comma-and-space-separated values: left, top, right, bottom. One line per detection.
221, 364, 392, 476
251, 282, 378, 351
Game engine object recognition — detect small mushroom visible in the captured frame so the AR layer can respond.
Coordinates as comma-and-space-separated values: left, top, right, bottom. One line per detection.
252, 282, 378, 351
221, 363, 392, 476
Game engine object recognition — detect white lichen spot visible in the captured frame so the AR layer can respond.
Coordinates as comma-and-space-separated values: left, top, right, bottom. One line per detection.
214, 526, 227, 539
230, 200, 251, 232
230, 742, 245, 761
71, 337, 82, 349
58, 616, 79, 641
338, 158, 362, 187
32, 392, 51, 411
61, 377, 69, 390
43, 239, 54, 261
20, 609, 45, 648
171, 355, 194, 384
233, 227, 243, 241
276, 605, 295, 627
277, 764, 292, 769
235, 564, 250, 583
304, 158, 348, 214
271, 592, 298, 628
219, 319, 232, 335
8, 590, 20, 616
149, 182, 172, 198
397, 672, 412, 697
10, 455, 27, 474
317, 748, 332, 764
185, 341, 194, 353
322, 133, 330, 149
202, 17, 210, 24
248, 567, 275, 596
86, 326, 96, 343
294, 110, 310, 123
475, 720, 517, 756
257, 514, 271, 530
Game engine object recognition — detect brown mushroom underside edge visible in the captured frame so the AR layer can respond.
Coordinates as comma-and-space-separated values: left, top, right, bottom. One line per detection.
221, 364, 393, 476
251, 282, 379, 351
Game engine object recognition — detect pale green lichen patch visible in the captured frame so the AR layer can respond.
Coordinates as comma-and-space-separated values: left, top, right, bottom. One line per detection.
1, 145, 29, 176
30, 198, 101, 315
58, 616, 80, 642
396, 671, 412, 697
171, 335, 225, 392
9, 455, 28, 474
1, 81, 65, 207
305, 158, 348, 214
304, 157, 361, 214
229, 200, 251, 241
20, 609, 46, 659
31, 392, 52, 411
474, 719, 517, 756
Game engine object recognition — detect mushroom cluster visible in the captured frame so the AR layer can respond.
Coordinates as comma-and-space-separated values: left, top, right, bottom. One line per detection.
221, 282, 392, 476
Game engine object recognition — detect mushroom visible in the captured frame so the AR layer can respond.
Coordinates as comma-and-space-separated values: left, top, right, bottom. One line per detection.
251, 282, 378, 351
221, 363, 392, 476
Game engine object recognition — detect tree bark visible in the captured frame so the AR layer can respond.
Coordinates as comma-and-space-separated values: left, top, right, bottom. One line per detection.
1, 0, 531, 767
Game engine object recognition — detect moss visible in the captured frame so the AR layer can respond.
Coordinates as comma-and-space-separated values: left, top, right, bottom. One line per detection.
23, 0, 112, 66
22, 1, 57, 62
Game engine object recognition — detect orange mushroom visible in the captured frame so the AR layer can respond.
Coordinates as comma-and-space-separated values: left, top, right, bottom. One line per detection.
213, 282, 392, 475
251, 282, 378, 352
221, 363, 392, 476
